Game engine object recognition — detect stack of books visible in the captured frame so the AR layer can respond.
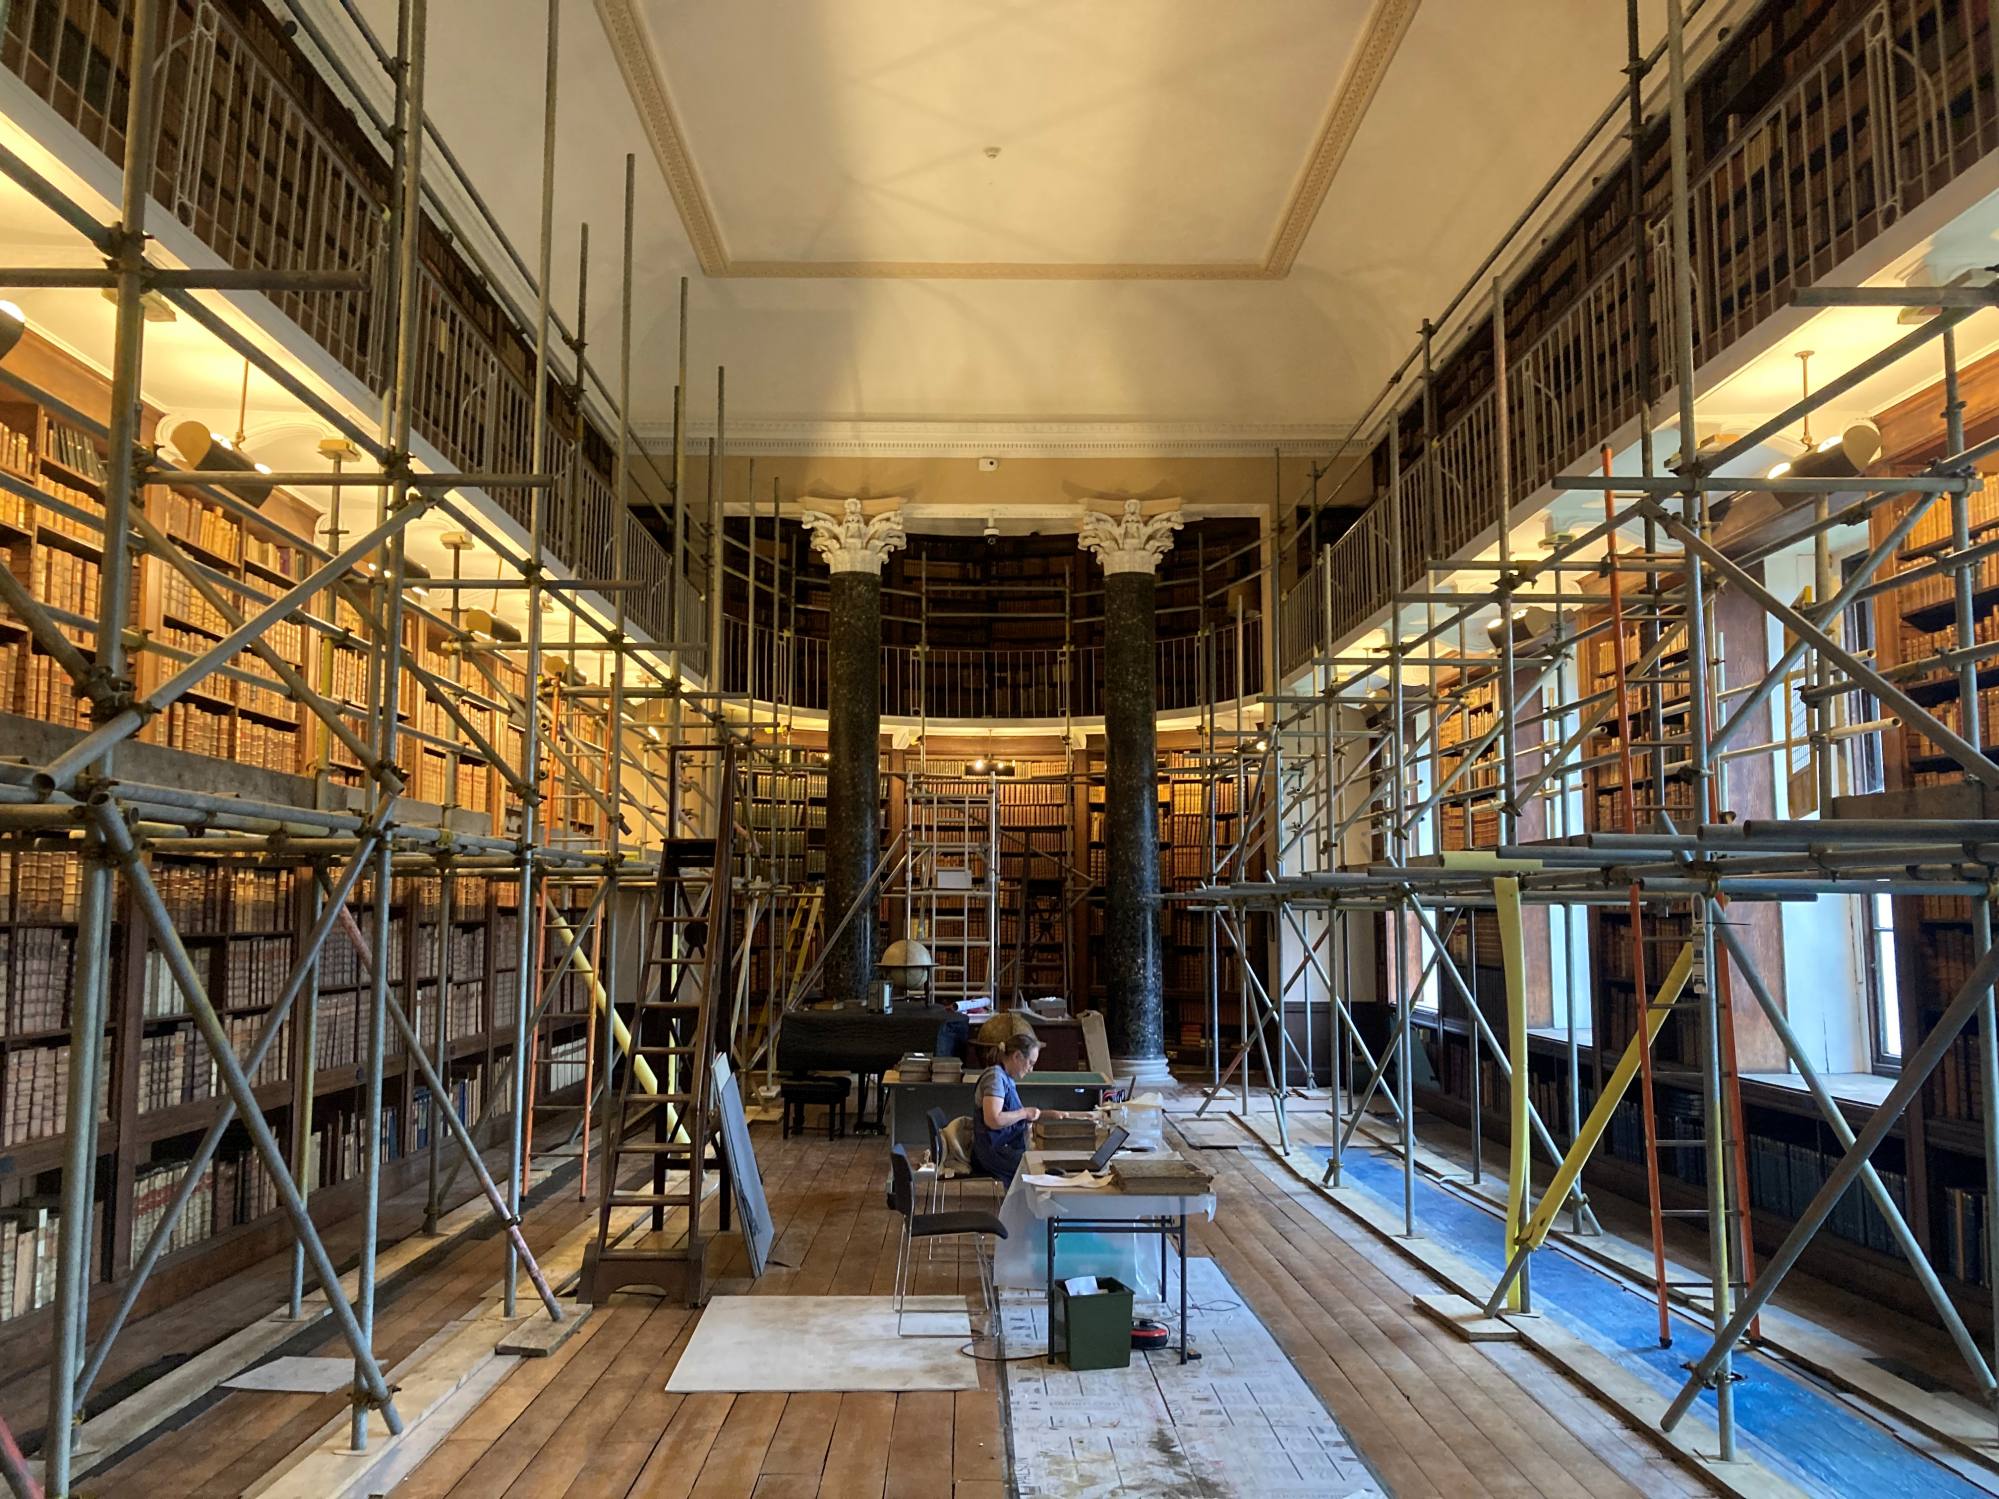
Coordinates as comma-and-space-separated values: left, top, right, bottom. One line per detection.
896, 1053, 933, 1082
1110, 1155, 1214, 1196
1037, 1117, 1096, 1151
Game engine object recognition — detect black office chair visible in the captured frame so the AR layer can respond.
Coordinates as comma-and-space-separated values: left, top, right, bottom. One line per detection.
889, 1144, 1006, 1338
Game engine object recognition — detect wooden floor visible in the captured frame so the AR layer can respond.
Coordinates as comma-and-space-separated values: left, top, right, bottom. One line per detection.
1193, 1128, 1708, 1498
393, 1122, 1005, 1499
9, 1104, 1756, 1497
387, 1112, 1705, 1498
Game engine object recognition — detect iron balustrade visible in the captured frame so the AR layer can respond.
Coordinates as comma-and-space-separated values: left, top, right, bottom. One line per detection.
718, 618, 1262, 721
1290, 0, 1999, 669
0, 0, 706, 654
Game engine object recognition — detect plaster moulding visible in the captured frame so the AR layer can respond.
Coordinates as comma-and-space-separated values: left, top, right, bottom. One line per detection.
634, 417, 1350, 459
595, 0, 1418, 281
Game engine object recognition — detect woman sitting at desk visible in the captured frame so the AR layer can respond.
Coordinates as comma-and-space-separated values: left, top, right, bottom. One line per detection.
973, 1032, 1084, 1186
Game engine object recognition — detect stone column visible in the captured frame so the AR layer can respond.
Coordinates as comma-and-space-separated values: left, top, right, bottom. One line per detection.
1080, 500, 1183, 1086
803, 499, 906, 1006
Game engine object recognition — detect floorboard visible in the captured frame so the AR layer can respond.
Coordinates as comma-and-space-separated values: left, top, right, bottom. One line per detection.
37, 1093, 1983, 1495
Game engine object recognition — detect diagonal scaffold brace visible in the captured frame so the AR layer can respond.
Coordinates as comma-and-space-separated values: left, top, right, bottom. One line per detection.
85, 799, 405, 1433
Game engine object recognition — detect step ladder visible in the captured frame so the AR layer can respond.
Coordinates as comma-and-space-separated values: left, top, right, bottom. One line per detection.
581, 755, 739, 1306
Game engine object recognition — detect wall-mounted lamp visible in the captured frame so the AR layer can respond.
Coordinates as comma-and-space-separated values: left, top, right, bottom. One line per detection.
1713, 420, 1884, 556
463, 606, 521, 643
0, 300, 24, 363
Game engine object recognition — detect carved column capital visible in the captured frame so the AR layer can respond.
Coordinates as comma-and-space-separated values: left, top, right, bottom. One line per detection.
1078, 499, 1183, 575
800, 498, 907, 575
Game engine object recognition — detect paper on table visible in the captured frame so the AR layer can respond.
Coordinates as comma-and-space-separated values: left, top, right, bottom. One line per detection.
1020, 1170, 1115, 1189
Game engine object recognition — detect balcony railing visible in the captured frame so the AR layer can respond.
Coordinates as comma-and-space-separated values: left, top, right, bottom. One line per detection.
1291, 0, 1998, 666
2, 0, 709, 670
719, 618, 1264, 721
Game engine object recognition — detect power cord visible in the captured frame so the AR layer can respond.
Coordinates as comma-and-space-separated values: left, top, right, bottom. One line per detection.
957, 1340, 1046, 1363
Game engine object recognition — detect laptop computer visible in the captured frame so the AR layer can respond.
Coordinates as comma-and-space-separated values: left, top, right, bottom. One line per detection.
1041, 1124, 1129, 1179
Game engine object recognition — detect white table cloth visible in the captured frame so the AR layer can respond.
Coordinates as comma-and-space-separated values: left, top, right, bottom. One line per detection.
991, 1150, 1216, 1300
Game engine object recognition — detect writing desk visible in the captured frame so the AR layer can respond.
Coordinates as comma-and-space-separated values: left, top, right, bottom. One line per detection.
994, 1148, 1216, 1365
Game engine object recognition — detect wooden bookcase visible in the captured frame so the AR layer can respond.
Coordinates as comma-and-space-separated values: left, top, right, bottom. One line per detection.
1401, 489, 1951, 1323
0, 333, 546, 1348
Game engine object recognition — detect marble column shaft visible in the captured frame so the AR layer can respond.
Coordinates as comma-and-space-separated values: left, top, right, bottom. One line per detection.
1103, 568, 1164, 1062
823, 571, 881, 1007
803, 498, 905, 1007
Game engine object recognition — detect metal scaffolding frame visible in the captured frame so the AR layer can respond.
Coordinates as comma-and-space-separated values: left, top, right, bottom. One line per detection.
0, 1, 770, 1491
2, 0, 1996, 1487
1179, 0, 1999, 1465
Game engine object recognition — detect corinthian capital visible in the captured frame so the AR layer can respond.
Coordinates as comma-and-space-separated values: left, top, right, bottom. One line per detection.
800, 498, 908, 575
1078, 499, 1183, 575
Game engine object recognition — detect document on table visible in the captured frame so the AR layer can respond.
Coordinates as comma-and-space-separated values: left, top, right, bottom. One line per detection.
1021, 1170, 1115, 1189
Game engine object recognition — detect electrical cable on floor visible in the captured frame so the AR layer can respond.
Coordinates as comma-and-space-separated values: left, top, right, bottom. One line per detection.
957, 1341, 1045, 1363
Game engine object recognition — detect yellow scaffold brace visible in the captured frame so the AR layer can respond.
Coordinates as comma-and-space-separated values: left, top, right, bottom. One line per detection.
1482, 935, 1697, 1319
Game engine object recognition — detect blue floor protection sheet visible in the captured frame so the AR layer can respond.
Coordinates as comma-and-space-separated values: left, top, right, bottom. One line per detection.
1304, 1143, 1981, 1498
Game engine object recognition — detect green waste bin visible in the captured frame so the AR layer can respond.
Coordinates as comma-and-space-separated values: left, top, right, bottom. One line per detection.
1051, 1276, 1134, 1371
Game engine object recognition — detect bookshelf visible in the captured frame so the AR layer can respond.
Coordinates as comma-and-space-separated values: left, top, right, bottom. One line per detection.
992, 770, 1075, 1002
0, 332, 543, 1349
1397, 437, 1975, 1325
1852, 458, 1999, 1307
1077, 747, 1246, 1061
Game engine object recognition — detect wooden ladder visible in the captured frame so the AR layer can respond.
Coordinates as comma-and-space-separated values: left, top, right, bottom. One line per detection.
581, 754, 739, 1305
1600, 449, 1758, 1345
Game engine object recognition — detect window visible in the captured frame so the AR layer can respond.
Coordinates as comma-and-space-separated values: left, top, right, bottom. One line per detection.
1842, 558, 1886, 798
1864, 891, 1901, 1065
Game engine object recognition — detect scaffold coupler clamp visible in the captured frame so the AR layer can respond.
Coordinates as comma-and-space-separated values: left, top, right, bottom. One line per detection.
351, 1379, 402, 1412
1678, 1358, 1743, 1386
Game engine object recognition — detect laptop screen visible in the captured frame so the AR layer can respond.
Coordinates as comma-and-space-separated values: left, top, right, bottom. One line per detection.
1087, 1125, 1130, 1172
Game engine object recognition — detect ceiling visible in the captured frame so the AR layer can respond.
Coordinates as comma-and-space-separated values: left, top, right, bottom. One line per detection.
330, 0, 1685, 451
612, 0, 1384, 274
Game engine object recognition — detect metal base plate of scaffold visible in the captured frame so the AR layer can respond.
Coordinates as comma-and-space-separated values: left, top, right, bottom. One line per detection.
1413, 1293, 1519, 1342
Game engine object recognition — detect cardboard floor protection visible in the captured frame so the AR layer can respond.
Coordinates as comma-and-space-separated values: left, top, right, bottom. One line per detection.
1000, 1257, 1384, 1498
665, 1295, 978, 1392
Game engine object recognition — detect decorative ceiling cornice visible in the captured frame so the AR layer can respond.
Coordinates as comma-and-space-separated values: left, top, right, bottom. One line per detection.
725, 259, 1279, 282
595, 0, 1418, 282
632, 416, 1351, 458
1266, 0, 1422, 275
594, 0, 728, 276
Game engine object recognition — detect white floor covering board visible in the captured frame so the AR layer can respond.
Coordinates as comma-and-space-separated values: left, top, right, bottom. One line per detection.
664, 1295, 979, 1392
220, 1356, 358, 1394
998, 1257, 1385, 1498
